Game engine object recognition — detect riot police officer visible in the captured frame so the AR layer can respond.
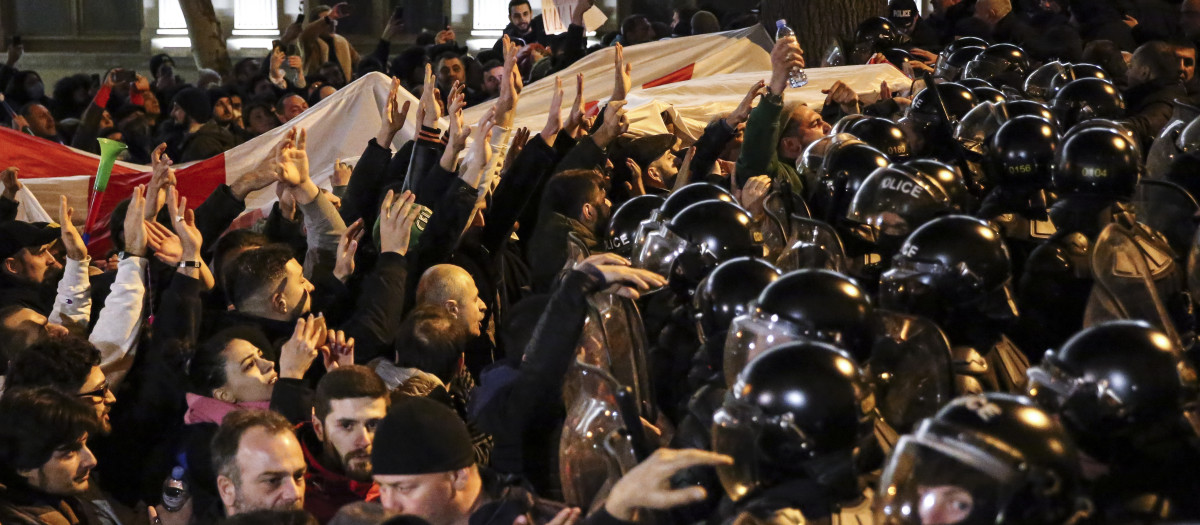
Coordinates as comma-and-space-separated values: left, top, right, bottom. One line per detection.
874, 393, 1091, 525
978, 115, 1060, 278
604, 194, 666, 258
713, 341, 877, 523
879, 215, 1031, 394
1027, 321, 1200, 522
1016, 125, 1141, 356
899, 82, 978, 164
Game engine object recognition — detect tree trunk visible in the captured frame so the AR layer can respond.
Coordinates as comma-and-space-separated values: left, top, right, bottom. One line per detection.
760, 0, 884, 67
179, 0, 231, 77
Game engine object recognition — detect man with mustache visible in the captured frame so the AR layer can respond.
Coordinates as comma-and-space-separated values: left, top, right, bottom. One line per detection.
297, 365, 390, 523
0, 387, 105, 524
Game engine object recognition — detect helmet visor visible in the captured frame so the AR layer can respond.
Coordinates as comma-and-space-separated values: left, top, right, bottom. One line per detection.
722, 311, 802, 388
633, 227, 688, 276
711, 401, 764, 502
875, 436, 1013, 525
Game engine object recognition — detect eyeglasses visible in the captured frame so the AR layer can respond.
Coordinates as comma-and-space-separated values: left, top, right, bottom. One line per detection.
77, 381, 111, 402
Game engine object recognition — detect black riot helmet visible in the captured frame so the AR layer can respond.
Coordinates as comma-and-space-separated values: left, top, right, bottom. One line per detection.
908, 82, 978, 124
604, 195, 665, 257
660, 182, 735, 219
970, 85, 1007, 105
898, 158, 973, 211
635, 199, 763, 290
723, 269, 874, 385
1024, 60, 1067, 101
845, 117, 912, 161
882, 48, 916, 71
809, 139, 891, 223
1027, 320, 1200, 464
714, 341, 872, 502
1047, 63, 1110, 99
935, 46, 986, 81
693, 257, 782, 344
1053, 126, 1140, 199
880, 215, 1016, 324
936, 37, 989, 76
875, 393, 1087, 525
962, 43, 1032, 90
1051, 77, 1125, 130
797, 133, 858, 194
986, 115, 1060, 191
843, 165, 961, 254
849, 17, 900, 64
956, 77, 995, 90
956, 100, 1056, 163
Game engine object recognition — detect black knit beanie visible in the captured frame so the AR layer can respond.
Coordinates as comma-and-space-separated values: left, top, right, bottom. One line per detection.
371, 396, 475, 475
172, 87, 213, 124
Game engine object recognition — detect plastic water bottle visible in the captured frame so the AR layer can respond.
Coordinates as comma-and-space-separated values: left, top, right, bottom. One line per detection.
162, 466, 190, 512
775, 19, 808, 88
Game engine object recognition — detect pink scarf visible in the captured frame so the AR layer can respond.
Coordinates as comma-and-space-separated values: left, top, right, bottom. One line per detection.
183, 393, 272, 425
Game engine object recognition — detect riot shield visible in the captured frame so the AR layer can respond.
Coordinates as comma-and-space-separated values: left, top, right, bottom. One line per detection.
1146, 101, 1200, 180
559, 360, 640, 513
775, 217, 850, 273
759, 185, 812, 260
1084, 221, 1187, 347
868, 312, 956, 433
589, 292, 659, 422
1131, 180, 1200, 259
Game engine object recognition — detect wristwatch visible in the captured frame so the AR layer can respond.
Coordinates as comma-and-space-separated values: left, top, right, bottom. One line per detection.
762, 88, 784, 105
177, 261, 202, 269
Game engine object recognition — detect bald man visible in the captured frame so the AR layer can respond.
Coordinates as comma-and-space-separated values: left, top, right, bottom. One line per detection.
416, 264, 488, 337
967, 0, 1035, 48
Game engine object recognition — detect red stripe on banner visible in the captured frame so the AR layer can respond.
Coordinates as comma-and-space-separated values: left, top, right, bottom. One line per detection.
641, 63, 696, 89
0, 127, 141, 181
85, 153, 228, 257
584, 100, 600, 116
0, 127, 228, 257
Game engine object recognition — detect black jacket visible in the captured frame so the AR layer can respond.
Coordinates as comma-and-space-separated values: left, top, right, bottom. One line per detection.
472, 269, 604, 497
178, 121, 238, 163
1124, 79, 1187, 147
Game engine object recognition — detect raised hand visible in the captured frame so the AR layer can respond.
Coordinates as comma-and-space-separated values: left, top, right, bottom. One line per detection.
604, 449, 734, 521
274, 128, 308, 186
333, 159, 353, 187
740, 175, 772, 218
378, 190, 421, 256
564, 73, 586, 138
542, 76, 565, 145
821, 80, 860, 113
280, 314, 328, 379
585, 261, 667, 300
613, 43, 632, 102
320, 330, 355, 370
376, 77, 413, 147
461, 119, 497, 189
146, 143, 175, 219
592, 100, 629, 148
145, 220, 184, 265
166, 186, 201, 259
770, 35, 804, 95
503, 127, 530, 174
123, 185, 148, 256
496, 35, 523, 127
726, 80, 766, 128
334, 218, 364, 282
419, 64, 442, 128
1, 166, 21, 200
671, 146, 696, 191
440, 98, 473, 172
624, 158, 646, 197
58, 196, 88, 261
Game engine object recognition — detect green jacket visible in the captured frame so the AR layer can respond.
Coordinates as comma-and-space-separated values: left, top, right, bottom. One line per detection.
734, 95, 804, 196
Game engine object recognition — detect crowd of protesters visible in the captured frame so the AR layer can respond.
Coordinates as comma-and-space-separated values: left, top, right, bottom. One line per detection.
3, 0, 1200, 524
